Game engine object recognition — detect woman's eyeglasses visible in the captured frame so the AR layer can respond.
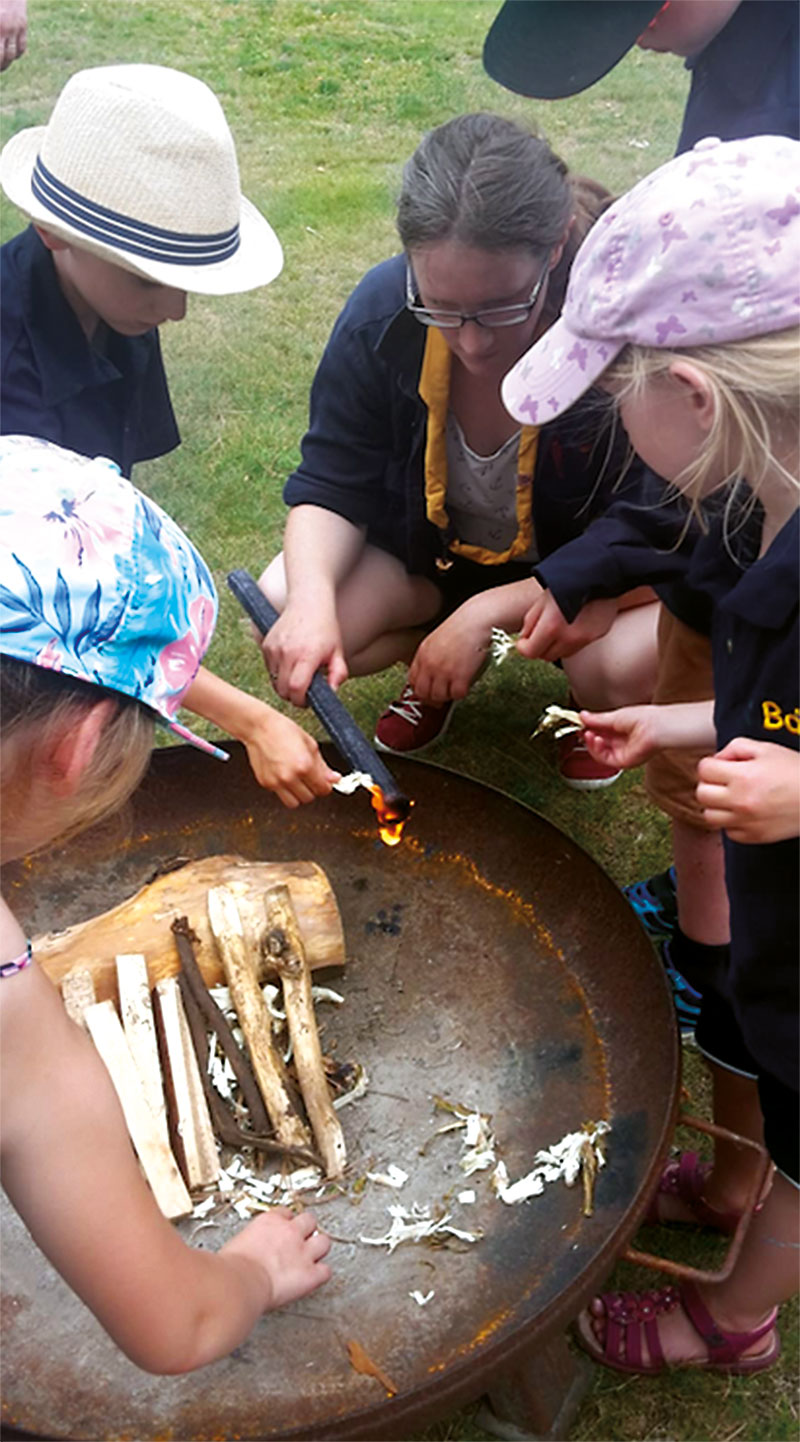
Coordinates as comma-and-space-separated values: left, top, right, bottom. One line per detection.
405, 260, 549, 330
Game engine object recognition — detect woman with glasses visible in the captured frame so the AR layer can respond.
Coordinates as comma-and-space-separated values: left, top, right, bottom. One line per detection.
257, 113, 660, 786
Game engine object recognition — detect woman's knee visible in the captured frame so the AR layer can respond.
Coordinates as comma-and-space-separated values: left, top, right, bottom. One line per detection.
258, 554, 287, 609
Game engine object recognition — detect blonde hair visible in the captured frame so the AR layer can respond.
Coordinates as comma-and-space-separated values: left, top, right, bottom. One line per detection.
1, 659, 155, 851
604, 328, 800, 535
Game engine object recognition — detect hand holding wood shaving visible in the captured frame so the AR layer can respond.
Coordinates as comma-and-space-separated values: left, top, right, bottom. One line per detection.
530, 704, 585, 741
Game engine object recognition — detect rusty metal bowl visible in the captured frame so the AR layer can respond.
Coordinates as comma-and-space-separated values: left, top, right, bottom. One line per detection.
0, 744, 679, 1441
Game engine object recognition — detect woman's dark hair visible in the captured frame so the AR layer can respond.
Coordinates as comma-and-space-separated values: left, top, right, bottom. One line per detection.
397, 112, 612, 326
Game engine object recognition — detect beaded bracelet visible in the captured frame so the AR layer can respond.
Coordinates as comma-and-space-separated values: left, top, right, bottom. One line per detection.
0, 939, 33, 980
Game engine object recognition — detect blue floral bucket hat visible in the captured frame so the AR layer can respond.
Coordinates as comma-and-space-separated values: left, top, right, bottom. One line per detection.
0, 435, 226, 758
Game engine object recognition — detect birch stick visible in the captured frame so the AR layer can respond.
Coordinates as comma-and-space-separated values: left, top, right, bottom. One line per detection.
154, 977, 220, 1189
83, 999, 192, 1219
207, 885, 312, 1152
116, 953, 170, 1149
264, 884, 347, 1179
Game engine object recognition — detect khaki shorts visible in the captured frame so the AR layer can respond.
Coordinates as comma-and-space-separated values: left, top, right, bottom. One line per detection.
645, 607, 716, 828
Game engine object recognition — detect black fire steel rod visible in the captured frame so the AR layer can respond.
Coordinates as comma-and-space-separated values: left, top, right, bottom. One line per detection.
227, 569, 409, 808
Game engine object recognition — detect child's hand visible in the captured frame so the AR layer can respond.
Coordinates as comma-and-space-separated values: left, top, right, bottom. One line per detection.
222, 1207, 332, 1310
517, 591, 619, 662
241, 705, 340, 807
696, 738, 800, 843
579, 705, 663, 770
262, 602, 348, 707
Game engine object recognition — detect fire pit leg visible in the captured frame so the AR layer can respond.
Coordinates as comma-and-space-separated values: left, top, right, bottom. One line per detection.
478, 1331, 592, 1441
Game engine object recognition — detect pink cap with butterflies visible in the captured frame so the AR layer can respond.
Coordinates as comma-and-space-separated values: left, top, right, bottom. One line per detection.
502, 134, 800, 426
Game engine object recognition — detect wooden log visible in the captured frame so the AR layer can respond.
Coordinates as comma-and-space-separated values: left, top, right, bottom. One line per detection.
116, 953, 170, 1149
264, 884, 347, 1179
60, 968, 96, 1028
154, 977, 220, 1190
207, 885, 312, 1153
83, 999, 192, 1220
32, 855, 345, 1005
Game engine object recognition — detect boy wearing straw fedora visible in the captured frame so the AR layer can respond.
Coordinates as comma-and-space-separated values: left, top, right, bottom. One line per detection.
0, 64, 340, 807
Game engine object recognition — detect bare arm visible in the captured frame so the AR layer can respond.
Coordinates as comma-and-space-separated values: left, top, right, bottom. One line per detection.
183, 666, 340, 806
261, 506, 367, 705
0, 898, 331, 1374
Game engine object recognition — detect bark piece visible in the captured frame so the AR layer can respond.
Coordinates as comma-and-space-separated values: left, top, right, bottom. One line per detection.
264, 883, 347, 1179
60, 968, 96, 1028
177, 969, 320, 1168
207, 885, 311, 1153
83, 999, 192, 1220
116, 953, 169, 1148
33, 855, 345, 1004
171, 917, 271, 1135
154, 977, 220, 1190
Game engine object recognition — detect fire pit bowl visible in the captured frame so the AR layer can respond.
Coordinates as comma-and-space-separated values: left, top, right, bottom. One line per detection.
1, 744, 679, 1441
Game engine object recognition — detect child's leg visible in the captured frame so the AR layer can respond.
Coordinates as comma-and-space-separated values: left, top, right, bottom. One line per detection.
673, 819, 729, 945
261, 545, 442, 675
562, 596, 660, 709
584, 1169, 796, 1366
582, 1016, 798, 1371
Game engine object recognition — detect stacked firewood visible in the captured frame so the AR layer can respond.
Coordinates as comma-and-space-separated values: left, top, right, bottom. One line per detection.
52, 859, 348, 1220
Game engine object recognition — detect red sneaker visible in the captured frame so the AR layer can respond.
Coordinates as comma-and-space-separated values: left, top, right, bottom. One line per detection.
374, 683, 455, 754
558, 730, 622, 790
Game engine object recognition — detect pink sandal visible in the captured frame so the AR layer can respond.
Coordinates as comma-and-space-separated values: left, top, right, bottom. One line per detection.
645, 1150, 752, 1232
575, 1280, 780, 1377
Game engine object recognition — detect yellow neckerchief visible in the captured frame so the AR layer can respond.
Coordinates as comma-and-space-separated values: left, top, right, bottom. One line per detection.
418, 325, 539, 567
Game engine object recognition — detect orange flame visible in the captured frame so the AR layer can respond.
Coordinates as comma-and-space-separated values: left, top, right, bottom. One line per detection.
369, 786, 413, 847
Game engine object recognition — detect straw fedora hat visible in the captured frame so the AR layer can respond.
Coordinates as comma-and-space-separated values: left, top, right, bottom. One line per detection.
0, 63, 283, 295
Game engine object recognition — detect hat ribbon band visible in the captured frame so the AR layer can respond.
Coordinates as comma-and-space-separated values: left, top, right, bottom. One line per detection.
31, 155, 240, 265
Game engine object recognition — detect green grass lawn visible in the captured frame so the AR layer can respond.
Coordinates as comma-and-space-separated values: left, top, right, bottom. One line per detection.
2, 4, 797, 1438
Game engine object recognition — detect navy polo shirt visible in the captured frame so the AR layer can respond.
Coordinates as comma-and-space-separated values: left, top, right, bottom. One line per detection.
1, 226, 180, 477
677, 0, 799, 154
689, 508, 799, 1091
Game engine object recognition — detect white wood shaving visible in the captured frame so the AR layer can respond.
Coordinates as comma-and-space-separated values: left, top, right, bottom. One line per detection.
492, 1122, 609, 1205
459, 1110, 496, 1175
366, 1164, 408, 1189
333, 771, 374, 795
490, 627, 517, 664
312, 986, 345, 1006
360, 1202, 482, 1253
530, 704, 585, 741
458, 1190, 476, 1205
410, 1290, 435, 1306
332, 1064, 369, 1110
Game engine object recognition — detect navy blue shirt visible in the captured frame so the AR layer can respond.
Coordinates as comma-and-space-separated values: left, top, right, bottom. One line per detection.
689, 507, 799, 1090
285, 253, 655, 587
1, 226, 180, 476
677, 0, 799, 154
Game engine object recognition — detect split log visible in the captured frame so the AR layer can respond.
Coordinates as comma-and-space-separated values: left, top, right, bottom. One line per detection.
154, 977, 220, 1190
83, 999, 192, 1220
207, 885, 311, 1153
264, 884, 347, 1179
32, 856, 345, 1004
61, 968, 96, 1028
116, 953, 170, 1150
